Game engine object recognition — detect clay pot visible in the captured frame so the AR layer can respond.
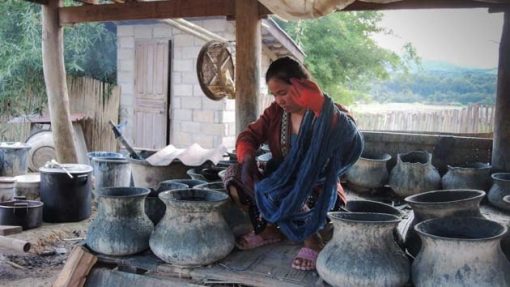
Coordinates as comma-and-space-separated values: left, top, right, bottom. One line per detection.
159, 178, 207, 188
441, 162, 491, 191
404, 189, 485, 256
488, 173, 510, 211
344, 200, 403, 218
389, 151, 441, 197
345, 152, 391, 192
412, 217, 510, 287
87, 187, 153, 256
195, 182, 251, 237
149, 188, 234, 266
316, 212, 410, 287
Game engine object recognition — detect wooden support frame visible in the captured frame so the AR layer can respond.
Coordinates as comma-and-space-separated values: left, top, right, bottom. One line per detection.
59, 0, 271, 25
492, 10, 510, 172
235, 0, 261, 134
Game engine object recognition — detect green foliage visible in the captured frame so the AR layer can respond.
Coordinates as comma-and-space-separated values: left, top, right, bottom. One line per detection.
370, 63, 497, 105
275, 12, 415, 104
0, 0, 116, 117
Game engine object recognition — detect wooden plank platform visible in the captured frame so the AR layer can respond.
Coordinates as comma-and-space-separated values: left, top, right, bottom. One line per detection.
93, 242, 326, 287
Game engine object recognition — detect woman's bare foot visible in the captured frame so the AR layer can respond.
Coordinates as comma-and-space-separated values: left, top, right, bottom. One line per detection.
292, 233, 324, 270
236, 224, 284, 250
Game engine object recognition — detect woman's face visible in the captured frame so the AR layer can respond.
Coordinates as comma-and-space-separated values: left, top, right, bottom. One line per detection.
267, 78, 304, 114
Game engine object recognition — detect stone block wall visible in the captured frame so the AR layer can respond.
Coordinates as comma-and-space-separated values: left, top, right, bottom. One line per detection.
117, 18, 273, 150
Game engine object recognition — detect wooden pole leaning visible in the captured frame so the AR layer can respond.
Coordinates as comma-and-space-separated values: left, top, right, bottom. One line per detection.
42, 0, 79, 163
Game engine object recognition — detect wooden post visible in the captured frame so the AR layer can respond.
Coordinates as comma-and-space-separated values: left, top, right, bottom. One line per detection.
235, 0, 261, 134
493, 11, 510, 172
42, 0, 78, 163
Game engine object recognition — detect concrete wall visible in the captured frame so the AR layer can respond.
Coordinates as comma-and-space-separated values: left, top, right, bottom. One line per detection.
117, 18, 273, 150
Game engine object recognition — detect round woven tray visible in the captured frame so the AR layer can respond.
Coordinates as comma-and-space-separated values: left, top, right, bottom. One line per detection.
196, 40, 235, 101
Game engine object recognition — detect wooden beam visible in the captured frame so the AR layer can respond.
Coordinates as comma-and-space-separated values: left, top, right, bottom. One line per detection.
343, 0, 510, 11
42, 0, 79, 163
492, 10, 510, 172
60, 0, 235, 24
25, 0, 49, 5
235, 0, 261, 134
53, 246, 97, 287
74, 0, 98, 5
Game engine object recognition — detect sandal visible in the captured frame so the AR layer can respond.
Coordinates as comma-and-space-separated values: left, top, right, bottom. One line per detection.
236, 231, 282, 250
291, 247, 318, 271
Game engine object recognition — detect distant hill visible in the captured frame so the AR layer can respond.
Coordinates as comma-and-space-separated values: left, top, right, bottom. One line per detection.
369, 60, 497, 105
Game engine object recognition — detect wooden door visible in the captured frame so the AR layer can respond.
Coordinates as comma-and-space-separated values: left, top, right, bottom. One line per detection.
133, 41, 170, 149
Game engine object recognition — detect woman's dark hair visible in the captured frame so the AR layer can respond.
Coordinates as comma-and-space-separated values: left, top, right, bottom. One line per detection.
265, 56, 311, 84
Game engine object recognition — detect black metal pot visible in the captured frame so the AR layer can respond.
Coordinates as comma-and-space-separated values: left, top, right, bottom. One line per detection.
40, 164, 92, 222
0, 196, 43, 230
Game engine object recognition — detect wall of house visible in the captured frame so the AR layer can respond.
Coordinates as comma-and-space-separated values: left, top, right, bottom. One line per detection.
117, 18, 273, 150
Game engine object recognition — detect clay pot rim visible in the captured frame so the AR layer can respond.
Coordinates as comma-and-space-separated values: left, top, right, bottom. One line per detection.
415, 217, 508, 241
194, 181, 225, 190
159, 188, 229, 203
491, 172, 510, 182
155, 182, 189, 194
92, 157, 129, 163
344, 200, 404, 217
503, 195, 510, 204
160, 179, 207, 188
405, 189, 485, 205
398, 151, 430, 165
447, 162, 491, 170
328, 211, 401, 224
94, 187, 150, 198
359, 152, 391, 162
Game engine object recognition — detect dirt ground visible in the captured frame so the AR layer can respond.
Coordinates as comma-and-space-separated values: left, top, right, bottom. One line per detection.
0, 222, 89, 287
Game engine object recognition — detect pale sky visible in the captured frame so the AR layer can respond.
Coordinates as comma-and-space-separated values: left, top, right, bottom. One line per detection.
372, 8, 504, 69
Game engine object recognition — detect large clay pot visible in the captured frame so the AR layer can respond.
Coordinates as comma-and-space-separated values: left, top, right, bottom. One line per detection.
316, 212, 410, 287
149, 188, 234, 266
441, 162, 491, 191
345, 152, 391, 192
412, 217, 510, 287
488, 173, 510, 211
128, 153, 188, 190
389, 151, 441, 197
195, 181, 252, 237
404, 189, 485, 256
87, 187, 153, 256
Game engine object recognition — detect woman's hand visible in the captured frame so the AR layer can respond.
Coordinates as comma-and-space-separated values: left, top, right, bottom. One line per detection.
289, 78, 325, 116
241, 154, 261, 191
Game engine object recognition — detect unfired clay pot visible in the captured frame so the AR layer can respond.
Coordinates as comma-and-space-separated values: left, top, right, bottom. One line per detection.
389, 151, 440, 197
87, 187, 153, 256
345, 152, 391, 192
412, 217, 510, 287
316, 212, 410, 287
149, 188, 234, 266
441, 162, 491, 191
404, 189, 485, 256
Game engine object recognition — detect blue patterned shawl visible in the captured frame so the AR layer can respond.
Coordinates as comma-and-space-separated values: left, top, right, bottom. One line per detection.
254, 95, 363, 241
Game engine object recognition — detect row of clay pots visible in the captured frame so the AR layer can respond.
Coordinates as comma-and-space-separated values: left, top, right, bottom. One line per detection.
317, 192, 510, 287
345, 151, 507, 201
86, 181, 245, 266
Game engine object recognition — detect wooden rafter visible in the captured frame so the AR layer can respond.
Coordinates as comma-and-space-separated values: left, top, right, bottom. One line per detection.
59, 0, 271, 25
74, 0, 99, 5
343, 0, 510, 11
25, 0, 49, 5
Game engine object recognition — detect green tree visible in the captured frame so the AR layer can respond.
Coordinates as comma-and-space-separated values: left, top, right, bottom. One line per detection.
0, 0, 116, 116
275, 12, 417, 104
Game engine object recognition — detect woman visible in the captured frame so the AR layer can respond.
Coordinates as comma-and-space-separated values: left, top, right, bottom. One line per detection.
223, 57, 363, 271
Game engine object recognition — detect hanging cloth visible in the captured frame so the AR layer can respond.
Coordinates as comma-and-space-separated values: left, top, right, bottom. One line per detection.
255, 95, 363, 241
